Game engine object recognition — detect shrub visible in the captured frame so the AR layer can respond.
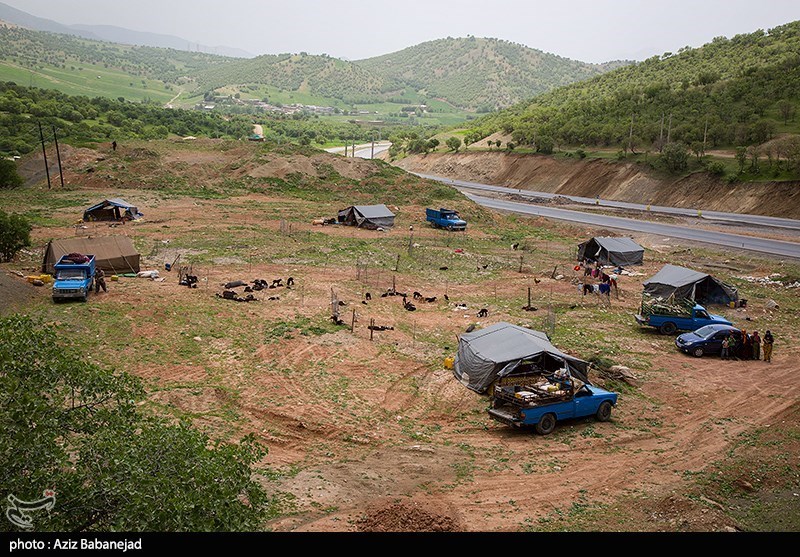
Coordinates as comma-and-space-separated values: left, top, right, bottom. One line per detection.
0, 158, 23, 189
0, 209, 31, 261
707, 161, 726, 176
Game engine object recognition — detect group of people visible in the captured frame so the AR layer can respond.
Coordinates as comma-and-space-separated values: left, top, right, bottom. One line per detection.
721, 329, 775, 362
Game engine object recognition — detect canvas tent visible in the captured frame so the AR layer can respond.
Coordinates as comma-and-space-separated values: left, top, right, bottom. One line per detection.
577, 237, 644, 266
43, 236, 141, 275
83, 198, 143, 222
453, 322, 589, 394
337, 204, 395, 229
643, 264, 738, 305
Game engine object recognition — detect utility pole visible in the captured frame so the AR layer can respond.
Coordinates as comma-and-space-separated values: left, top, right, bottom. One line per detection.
38, 122, 51, 190
344, 144, 348, 157
666, 113, 672, 144
52, 126, 65, 188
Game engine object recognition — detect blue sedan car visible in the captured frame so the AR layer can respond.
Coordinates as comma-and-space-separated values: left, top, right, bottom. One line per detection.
675, 324, 742, 357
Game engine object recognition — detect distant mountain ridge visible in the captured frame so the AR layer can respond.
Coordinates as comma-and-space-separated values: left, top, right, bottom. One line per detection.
356, 37, 631, 110
0, 1, 252, 58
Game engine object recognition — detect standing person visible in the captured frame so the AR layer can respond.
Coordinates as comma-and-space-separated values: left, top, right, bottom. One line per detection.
94, 268, 107, 293
721, 336, 730, 360
112, 140, 117, 151
751, 331, 761, 361
739, 329, 751, 360
728, 334, 739, 361
763, 330, 774, 363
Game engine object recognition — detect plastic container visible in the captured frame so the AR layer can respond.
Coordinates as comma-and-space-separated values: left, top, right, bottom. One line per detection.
443, 356, 455, 370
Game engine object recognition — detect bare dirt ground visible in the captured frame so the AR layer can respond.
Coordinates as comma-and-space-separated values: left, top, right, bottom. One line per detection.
3, 140, 798, 532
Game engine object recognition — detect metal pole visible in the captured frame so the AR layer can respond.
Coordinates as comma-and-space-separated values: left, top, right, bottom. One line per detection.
38, 122, 51, 190
52, 126, 65, 188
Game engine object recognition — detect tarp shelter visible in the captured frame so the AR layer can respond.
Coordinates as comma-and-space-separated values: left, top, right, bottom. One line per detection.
643, 264, 738, 305
83, 198, 143, 222
42, 236, 141, 275
577, 237, 644, 266
453, 322, 589, 394
337, 204, 395, 230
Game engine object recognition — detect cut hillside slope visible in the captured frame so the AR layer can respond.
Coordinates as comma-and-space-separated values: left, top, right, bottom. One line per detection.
396, 152, 800, 218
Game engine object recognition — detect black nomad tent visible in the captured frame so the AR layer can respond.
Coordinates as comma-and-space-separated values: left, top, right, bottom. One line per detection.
453, 322, 589, 394
577, 237, 644, 266
43, 236, 141, 275
643, 264, 738, 305
337, 204, 395, 230
83, 198, 143, 222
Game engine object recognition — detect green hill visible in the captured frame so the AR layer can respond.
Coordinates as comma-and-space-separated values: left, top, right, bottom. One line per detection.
0, 22, 231, 102
193, 52, 400, 105
465, 22, 800, 163
356, 37, 626, 111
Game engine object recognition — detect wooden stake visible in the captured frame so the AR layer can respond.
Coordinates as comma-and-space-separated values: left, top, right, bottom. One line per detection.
351, 308, 356, 332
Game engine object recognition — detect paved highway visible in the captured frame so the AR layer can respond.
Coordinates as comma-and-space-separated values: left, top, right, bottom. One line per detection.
463, 192, 800, 260
414, 173, 800, 231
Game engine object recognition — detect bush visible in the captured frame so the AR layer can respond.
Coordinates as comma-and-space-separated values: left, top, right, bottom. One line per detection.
575, 148, 587, 159
0, 158, 23, 189
707, 161, 726, 176
0, 209, 31, 261
661, 142, 689, 173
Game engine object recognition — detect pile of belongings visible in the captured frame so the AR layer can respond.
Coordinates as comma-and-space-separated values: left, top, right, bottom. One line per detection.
64, 252, 90, 264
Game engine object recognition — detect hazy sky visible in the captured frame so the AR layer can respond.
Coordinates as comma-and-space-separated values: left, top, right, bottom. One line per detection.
5, 0, 800, 62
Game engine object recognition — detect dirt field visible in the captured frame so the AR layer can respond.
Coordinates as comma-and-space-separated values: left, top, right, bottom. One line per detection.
2, 139, 798, 532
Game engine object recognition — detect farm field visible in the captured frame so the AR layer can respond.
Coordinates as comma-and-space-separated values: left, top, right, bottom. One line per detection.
2, 139, 799, 532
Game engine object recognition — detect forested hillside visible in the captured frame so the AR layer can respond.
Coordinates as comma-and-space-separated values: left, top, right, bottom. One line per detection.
465, 22, 800, 158
0, 23, 230, 85
357, 37, 626, 111
194, 52, 399, 104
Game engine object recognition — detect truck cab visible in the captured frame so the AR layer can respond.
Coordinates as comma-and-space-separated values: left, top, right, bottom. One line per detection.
426, 208, 467, 231
635, 303, 731, 335
52, 254, 96, 302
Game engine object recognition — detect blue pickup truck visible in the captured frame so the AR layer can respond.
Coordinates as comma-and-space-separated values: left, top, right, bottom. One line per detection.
426, 208, 467, 231
52, 254, 96, 302
488, 376, 618, 435
635, 303, 731, 335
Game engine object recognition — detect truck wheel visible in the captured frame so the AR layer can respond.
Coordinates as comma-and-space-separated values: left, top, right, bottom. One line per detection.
659, 322, 677, 335
535, 413, 557, 435
596, 401, 613, 422
692, 347, 705, 358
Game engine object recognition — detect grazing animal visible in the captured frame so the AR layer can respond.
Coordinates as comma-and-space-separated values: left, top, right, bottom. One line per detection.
338, 300, 347, 306
444, 294, 450, 302
413, 291, 423, 300
381, 292, 390, 298
479, 263, 489, 270
268, 296, 280, 301
522, 305, 538, 312
455, 303, 468, 310
534, 278, 541, 284
362, 301, 368, 305
477, 308, 489, 318
424, 297, 437, 303
465, 324, 477, 333
404, 303, 416, 312
439, 266, 449, 271
224, 280, 247, 289
271, 279, 283, 288
368, 325, 394, 331
511, 243, 520, 251
365, 292, 372, 301
331, 316, 346, 325
287, 277, 294, 287
244, 286, 253, 293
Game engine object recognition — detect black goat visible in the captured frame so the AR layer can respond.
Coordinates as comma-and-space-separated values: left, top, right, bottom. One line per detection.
413, 291, 423, 300
477, 308, 489, 318
286, 277, 295, 287
365, 292, 372, 301
424, 297, 437, 303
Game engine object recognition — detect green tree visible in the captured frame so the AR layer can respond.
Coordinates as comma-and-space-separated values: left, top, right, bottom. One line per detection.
536, 136, 554, 154
0, 316, 272, 531
0, 210, 31, 261
661, 142, 689, 173
0, 159, 24, 189
735, 146, 748, 174
446, 136, 462, 152
777, 100, 795, 125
